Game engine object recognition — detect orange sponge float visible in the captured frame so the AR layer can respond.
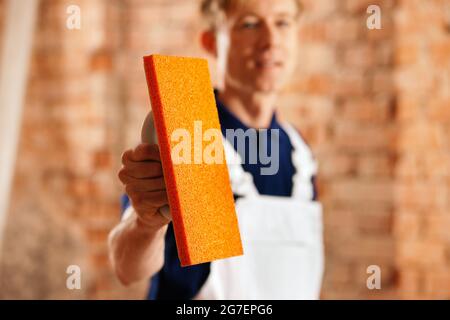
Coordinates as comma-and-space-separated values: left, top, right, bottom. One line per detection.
143, 54, 243, 267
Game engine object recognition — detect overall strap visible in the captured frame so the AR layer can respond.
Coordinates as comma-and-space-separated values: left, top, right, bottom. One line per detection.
278, 122, 318, 201
222, 137, 259, 198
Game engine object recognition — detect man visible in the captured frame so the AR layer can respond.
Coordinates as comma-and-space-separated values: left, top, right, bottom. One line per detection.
109, 0, 323, 300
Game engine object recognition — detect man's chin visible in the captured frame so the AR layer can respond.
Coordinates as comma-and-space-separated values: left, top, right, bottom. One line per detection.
227, 75, 285, 94
252, 80, 283, 94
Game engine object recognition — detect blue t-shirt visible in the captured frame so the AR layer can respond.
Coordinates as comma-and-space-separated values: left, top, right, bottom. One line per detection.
121, 90, 317, 299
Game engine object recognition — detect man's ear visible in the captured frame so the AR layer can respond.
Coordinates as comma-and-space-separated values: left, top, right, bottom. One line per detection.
200, 30, 217, 57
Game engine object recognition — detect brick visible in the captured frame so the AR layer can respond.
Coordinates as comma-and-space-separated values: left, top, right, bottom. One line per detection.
323, 209, 356, 231
299, 22, 328, 42
332, 235, 395, 263
428, 97, 450, 123
424, 214, 450, 242
319, 154, 356, 178
279, 94, 334, 121
334, 70, 368, 97
395, 41, 420, 66
357, 153, 394, 178
397, 240, 446, 268
334, 122, 395, 152
396, 95, 423, 122
343, 44, 376, 69
371, 70, 394, 94
396, 269, 422, 299
423, 271, 450, 299
340, 97, 391, 123
324, 178, 395, 207
395, 154, 422, 180
92, 149, 112, 169
345, 0, 387, 14
302, 74, 334, 95
303, 0, 337, 17
430, 41, 450, 68
392, 211, 422, 241
298, 44, 335, 73
322, 261, 353, 286
90, 49, 113, 71
395, 181, 448, 210
357, 210, 393, 236
398, 122, 445, 153
422, 153, 450, 180
327, 16, 360, 43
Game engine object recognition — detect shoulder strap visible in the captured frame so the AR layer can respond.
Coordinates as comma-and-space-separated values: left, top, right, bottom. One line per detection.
222, 137, 259, 198
280, 122, 318, 201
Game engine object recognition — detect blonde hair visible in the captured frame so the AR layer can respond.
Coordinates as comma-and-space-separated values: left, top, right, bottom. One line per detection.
200, 0, 303, 31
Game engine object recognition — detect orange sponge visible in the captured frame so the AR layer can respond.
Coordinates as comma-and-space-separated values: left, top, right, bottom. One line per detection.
143, 54, 243, 267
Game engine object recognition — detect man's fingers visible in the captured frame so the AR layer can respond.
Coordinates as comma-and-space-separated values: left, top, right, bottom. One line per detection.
143, 190, 169, 208
130, 143, 161, 162
121, 149, 133, 165
124, 176, 166, 193
120, 161, 163, 179
131, 190, 169, 209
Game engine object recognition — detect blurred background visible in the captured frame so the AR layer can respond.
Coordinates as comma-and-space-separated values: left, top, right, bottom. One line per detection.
0, 0, 449, 299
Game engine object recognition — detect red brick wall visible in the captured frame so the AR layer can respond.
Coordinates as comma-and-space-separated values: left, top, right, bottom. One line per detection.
393, 0, 450, 299
1, 0, 449, 299
0, 0, 4, 54
1, 0, 147, 299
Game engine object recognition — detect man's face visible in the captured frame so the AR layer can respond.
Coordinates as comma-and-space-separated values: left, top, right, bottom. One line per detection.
219, 0, 300, 94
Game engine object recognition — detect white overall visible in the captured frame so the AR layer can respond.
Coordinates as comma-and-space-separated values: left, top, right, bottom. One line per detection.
141, 113, 324, 300
195, 122, 324, 300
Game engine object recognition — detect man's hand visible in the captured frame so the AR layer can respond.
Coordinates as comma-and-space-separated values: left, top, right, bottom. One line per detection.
118, 143, 170, 230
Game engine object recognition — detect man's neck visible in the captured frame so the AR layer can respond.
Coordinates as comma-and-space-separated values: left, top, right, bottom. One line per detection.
218, 84, 277, 129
